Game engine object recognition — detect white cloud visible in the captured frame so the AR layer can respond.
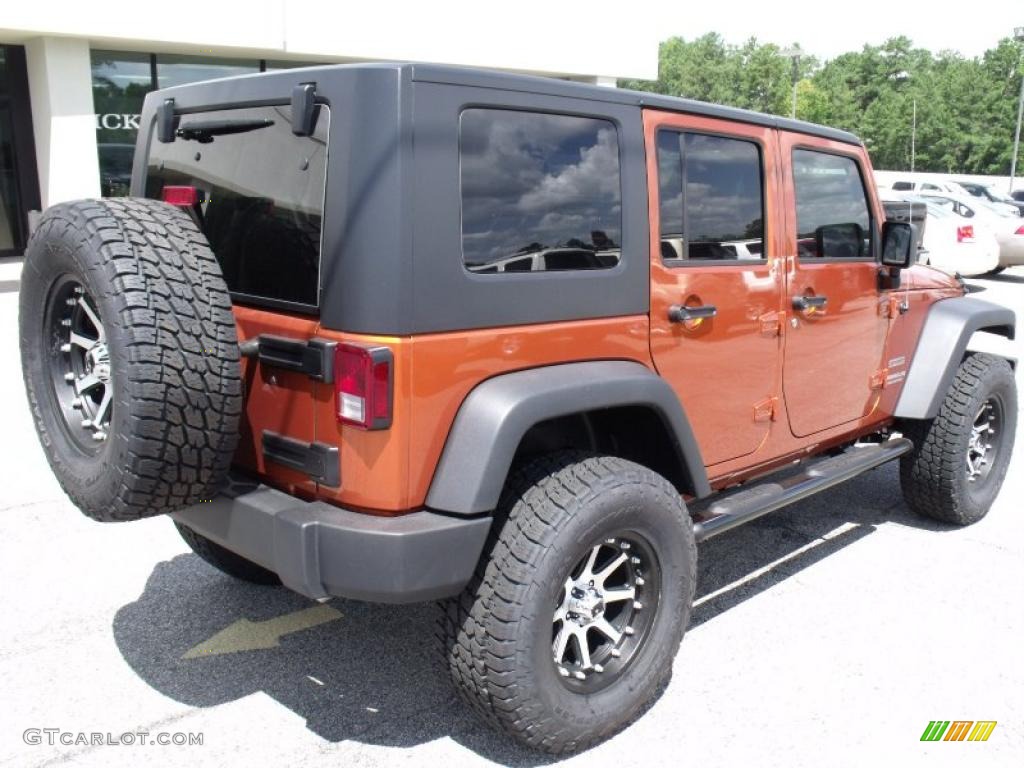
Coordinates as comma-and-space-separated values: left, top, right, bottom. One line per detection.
517, 128, 620, 212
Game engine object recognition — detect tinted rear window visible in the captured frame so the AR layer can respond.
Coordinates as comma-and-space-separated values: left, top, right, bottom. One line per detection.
145, 104, 329, 309
459, 109, 621, 273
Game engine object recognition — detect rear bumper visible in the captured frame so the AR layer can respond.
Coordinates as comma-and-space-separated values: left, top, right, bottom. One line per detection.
171, 477, 491, 604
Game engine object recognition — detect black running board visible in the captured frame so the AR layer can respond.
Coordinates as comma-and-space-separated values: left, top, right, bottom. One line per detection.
692, 438, 913, 542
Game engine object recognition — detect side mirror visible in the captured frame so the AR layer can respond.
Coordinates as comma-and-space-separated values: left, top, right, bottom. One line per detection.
880, 221, 917, 269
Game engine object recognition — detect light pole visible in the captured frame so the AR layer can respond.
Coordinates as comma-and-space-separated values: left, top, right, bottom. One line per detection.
781, 47, 801, 119
1011, 26, 1024, 194
911, 98, 917, 172
893, 71, 915, 171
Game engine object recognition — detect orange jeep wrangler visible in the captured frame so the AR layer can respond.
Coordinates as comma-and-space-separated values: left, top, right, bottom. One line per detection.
19, 64, 1017, 754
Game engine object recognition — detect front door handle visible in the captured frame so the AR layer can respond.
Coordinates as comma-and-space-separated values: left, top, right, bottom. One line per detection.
668, 304, 717, 323
792, 295, 828, 311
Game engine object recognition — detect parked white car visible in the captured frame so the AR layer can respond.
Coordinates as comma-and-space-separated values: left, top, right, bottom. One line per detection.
467, 246, 619, 273
880, 177, 1015, 217
883, 195, 1000, 277
884, 178, 969, 196
955, 181, 1024, 217
918, 192, 1024, 272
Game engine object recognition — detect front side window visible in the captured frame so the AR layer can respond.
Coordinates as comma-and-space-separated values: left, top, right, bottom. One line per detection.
460, 109, 621, 273
793, 149, 872, 260
656, 131, 765, 262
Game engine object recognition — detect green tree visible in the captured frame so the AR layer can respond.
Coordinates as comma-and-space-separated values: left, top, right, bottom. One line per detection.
621, 34, 1024, 174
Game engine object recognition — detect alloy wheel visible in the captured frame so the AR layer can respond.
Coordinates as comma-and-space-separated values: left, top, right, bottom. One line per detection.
966, 398, 1001, 484
552, 532, 660, 693
46, 278, 113, 450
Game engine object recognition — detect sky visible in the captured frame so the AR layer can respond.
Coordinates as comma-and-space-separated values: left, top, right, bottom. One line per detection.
637, 0, 1022, 60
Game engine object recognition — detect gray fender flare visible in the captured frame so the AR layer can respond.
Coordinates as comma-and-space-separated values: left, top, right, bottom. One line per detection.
425, 360, 711, 515
894, 296, 1015, 420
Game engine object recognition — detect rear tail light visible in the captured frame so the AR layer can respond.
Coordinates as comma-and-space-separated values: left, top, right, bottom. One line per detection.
334, 343, 392, 430
956, 225, 975, 243
161, 185, 199, 207
1015, 225, 1024, 235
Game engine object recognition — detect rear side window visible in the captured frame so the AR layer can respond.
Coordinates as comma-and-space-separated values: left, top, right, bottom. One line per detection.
656, 131, 765, 263
459, 109, 621, 273
792, 149, 872, 260
145, 104, 329, 309
891, 181, 913, 191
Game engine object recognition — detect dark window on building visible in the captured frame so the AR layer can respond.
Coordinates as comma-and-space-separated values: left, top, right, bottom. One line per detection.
0, 46, 29, 253
793, 150, 872, 260
0, 47, 14, 252
155, 54, 258, 90
460, 109, 621, 273
91, 50, 154, 197
656, 131, 764, 262
91, 50, 261, 198
145, 104, 329, 309
0, 45, 38, 255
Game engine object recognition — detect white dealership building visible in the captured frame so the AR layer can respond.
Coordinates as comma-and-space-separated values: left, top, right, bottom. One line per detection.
0, 1, 658, 255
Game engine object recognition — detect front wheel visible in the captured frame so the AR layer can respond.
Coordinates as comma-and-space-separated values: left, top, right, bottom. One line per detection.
436, 452, 696, 754
900, 353, 1016, 525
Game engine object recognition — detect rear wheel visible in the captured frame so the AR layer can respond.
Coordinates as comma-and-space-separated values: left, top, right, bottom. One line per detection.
900, 353, 1016, 525
175, 522, 280, 585
19, 198, 241, 522
436, 452, 696, 754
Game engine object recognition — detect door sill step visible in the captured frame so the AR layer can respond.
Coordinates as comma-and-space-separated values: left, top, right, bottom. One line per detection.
692, 438, 913, 542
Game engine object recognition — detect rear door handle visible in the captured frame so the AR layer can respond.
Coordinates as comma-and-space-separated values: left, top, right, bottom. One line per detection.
668, 304, 717, 323
792, 295, 827, 311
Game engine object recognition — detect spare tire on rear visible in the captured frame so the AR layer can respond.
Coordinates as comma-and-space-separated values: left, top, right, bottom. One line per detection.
19, 198, 241, 522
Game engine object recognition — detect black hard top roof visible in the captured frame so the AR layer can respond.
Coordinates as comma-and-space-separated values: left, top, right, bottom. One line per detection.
406, 62, 862, 147
157, 61, 862, 146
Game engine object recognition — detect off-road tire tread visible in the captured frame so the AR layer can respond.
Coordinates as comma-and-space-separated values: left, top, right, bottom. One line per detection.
435, 451, 696, 754
900, 353, 1014, 524
20, 198, 241, 521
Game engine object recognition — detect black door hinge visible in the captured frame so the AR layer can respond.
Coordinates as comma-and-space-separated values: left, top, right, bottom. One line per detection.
240, 335, 336, 383
262, 431, 340, 487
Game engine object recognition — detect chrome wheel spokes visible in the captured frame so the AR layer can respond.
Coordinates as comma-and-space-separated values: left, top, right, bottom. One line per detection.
551, 533, 658, 690
51, 281, 113, 444
966, 400, 998, 483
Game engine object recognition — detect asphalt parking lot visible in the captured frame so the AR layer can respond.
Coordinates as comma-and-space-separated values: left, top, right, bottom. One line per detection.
1, 257, 1021, 768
